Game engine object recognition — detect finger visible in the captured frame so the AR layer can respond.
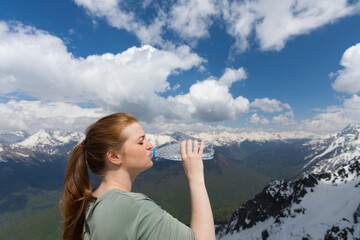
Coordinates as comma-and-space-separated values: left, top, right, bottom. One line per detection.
193, 139, 198, 153
180, 140, 187, 160
187, 139, 192, 154
199, 141, 205, 155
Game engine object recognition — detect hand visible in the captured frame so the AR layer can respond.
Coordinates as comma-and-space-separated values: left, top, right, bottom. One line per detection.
180, 140, 205, 183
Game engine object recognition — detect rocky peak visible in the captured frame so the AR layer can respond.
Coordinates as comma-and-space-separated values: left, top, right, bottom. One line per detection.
217, 157, 360, 240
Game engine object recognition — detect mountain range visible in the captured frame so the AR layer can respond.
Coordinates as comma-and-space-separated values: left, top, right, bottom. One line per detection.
0, 124, 359, 239
216, 124, 360, 240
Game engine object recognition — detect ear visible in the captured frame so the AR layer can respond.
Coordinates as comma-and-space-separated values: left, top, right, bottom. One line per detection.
106, 150, 122, 166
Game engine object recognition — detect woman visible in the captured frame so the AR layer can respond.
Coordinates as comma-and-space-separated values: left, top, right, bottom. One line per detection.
60, 113, 215, 240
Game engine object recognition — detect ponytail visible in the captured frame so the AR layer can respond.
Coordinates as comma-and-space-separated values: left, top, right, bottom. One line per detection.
60, 112, 138, 239
60, 144, 95, 240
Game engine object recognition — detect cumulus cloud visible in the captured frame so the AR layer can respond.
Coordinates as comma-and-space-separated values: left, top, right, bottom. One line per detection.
250, 98, 291, 113
0, 21, 205, 121
73, 0, 360, 51
74, 0, 166, 45
302, 95, 360, 133
168, 67, 249, 122
222, 0, 360, 51
0, 100, 104, 132
250, 113, 269, 125
170, 78, 249, 122
332, 43, 360, 94
0, 21, 251, 130
75, 0, 218, 46
218, 67, 247, 87
169, 0, 218, 41
300, 42, 360, 134
272, 111, 297, 125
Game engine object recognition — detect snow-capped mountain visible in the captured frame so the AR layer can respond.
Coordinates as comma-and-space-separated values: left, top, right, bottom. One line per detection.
0, 129, 84, 163
216, 158, 360, 240
0, 126, 343, 165
216, 124, 360, 240
303, 124, 360, 173
11, 129, 84, 151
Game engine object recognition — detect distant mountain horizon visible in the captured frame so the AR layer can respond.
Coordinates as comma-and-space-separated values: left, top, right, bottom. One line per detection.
0, 123, 329, 147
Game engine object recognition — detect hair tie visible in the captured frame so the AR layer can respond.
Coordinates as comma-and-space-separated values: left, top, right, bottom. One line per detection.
81, 139, 87, 150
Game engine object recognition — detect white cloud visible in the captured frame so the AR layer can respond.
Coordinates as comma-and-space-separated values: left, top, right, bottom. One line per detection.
0, 21, 206, 121
74, 0, 166, 45
272, 111, 297, 125
221, 0, 257, 51
172, 83, 181, 91
169, 0, 218, 41
332, 43, 360, 94
73, 0, 360, 51
222, 0, 360, 51
302, 95, 360, 133
250, 98, 291, 113
301, 42, 360, 133
74, 0, 218, 46
0, 21, 251, 130
250, 113, 269, 125
329, 72, 337, 78
0, 100, 104, 132
168, 67, 250, 122
171, 79, 249, 122
218, 67, 247, 87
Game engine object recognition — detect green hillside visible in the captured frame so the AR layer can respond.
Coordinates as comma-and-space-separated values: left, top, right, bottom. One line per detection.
133, 153, 270, 224
0, 188, 62, 229
0, 153, 270, 239
0, 207, 62, 240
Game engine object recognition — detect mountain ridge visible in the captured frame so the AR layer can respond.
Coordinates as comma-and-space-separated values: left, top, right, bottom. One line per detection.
0, 127, 323, 163
216, 123, 360, 240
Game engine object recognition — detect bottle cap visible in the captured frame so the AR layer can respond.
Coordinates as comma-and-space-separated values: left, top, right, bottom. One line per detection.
152, 148, 156, 158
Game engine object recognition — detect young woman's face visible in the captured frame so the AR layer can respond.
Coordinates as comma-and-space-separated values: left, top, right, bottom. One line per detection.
120, 122, 154, 175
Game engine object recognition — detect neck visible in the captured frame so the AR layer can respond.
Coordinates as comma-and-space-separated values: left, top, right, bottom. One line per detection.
100, 169, 136, 192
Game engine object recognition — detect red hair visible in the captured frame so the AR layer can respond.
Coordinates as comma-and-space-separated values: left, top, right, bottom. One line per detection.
59, 113, 137, 240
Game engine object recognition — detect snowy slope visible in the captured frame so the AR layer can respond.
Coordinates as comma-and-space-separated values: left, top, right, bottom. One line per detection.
8, 129, 84, 156
217, 158, 360, 240
12, 129, 84, 150
303, 124, 360, 173
0, 130, 85, 163
216, 125, 360, 240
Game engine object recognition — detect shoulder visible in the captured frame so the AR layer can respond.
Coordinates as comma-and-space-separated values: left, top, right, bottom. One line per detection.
87, 190, 159, 228
104, 190, 166, 222
93, 189, 159, 214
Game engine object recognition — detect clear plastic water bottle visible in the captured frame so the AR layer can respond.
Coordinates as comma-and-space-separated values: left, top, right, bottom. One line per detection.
152, 142, 215, 161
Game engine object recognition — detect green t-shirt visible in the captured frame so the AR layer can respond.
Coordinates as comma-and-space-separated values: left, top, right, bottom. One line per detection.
83, 189, 196, 240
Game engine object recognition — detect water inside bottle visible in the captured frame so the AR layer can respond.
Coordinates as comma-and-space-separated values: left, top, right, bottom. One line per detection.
154, 142, 214, 161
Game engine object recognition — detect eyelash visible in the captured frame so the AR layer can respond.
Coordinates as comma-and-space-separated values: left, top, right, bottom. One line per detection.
139, 142, 144, 145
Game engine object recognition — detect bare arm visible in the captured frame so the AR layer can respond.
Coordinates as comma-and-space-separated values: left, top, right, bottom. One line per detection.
181, 140, 215, 240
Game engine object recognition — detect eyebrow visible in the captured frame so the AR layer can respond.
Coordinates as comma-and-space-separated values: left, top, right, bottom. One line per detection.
137, 135, 145, 141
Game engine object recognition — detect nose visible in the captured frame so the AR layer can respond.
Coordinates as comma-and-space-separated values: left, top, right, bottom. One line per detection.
147, 141, 153, 150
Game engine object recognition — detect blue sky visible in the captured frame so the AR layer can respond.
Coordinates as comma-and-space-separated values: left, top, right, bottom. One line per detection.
0, 0, 360, 134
